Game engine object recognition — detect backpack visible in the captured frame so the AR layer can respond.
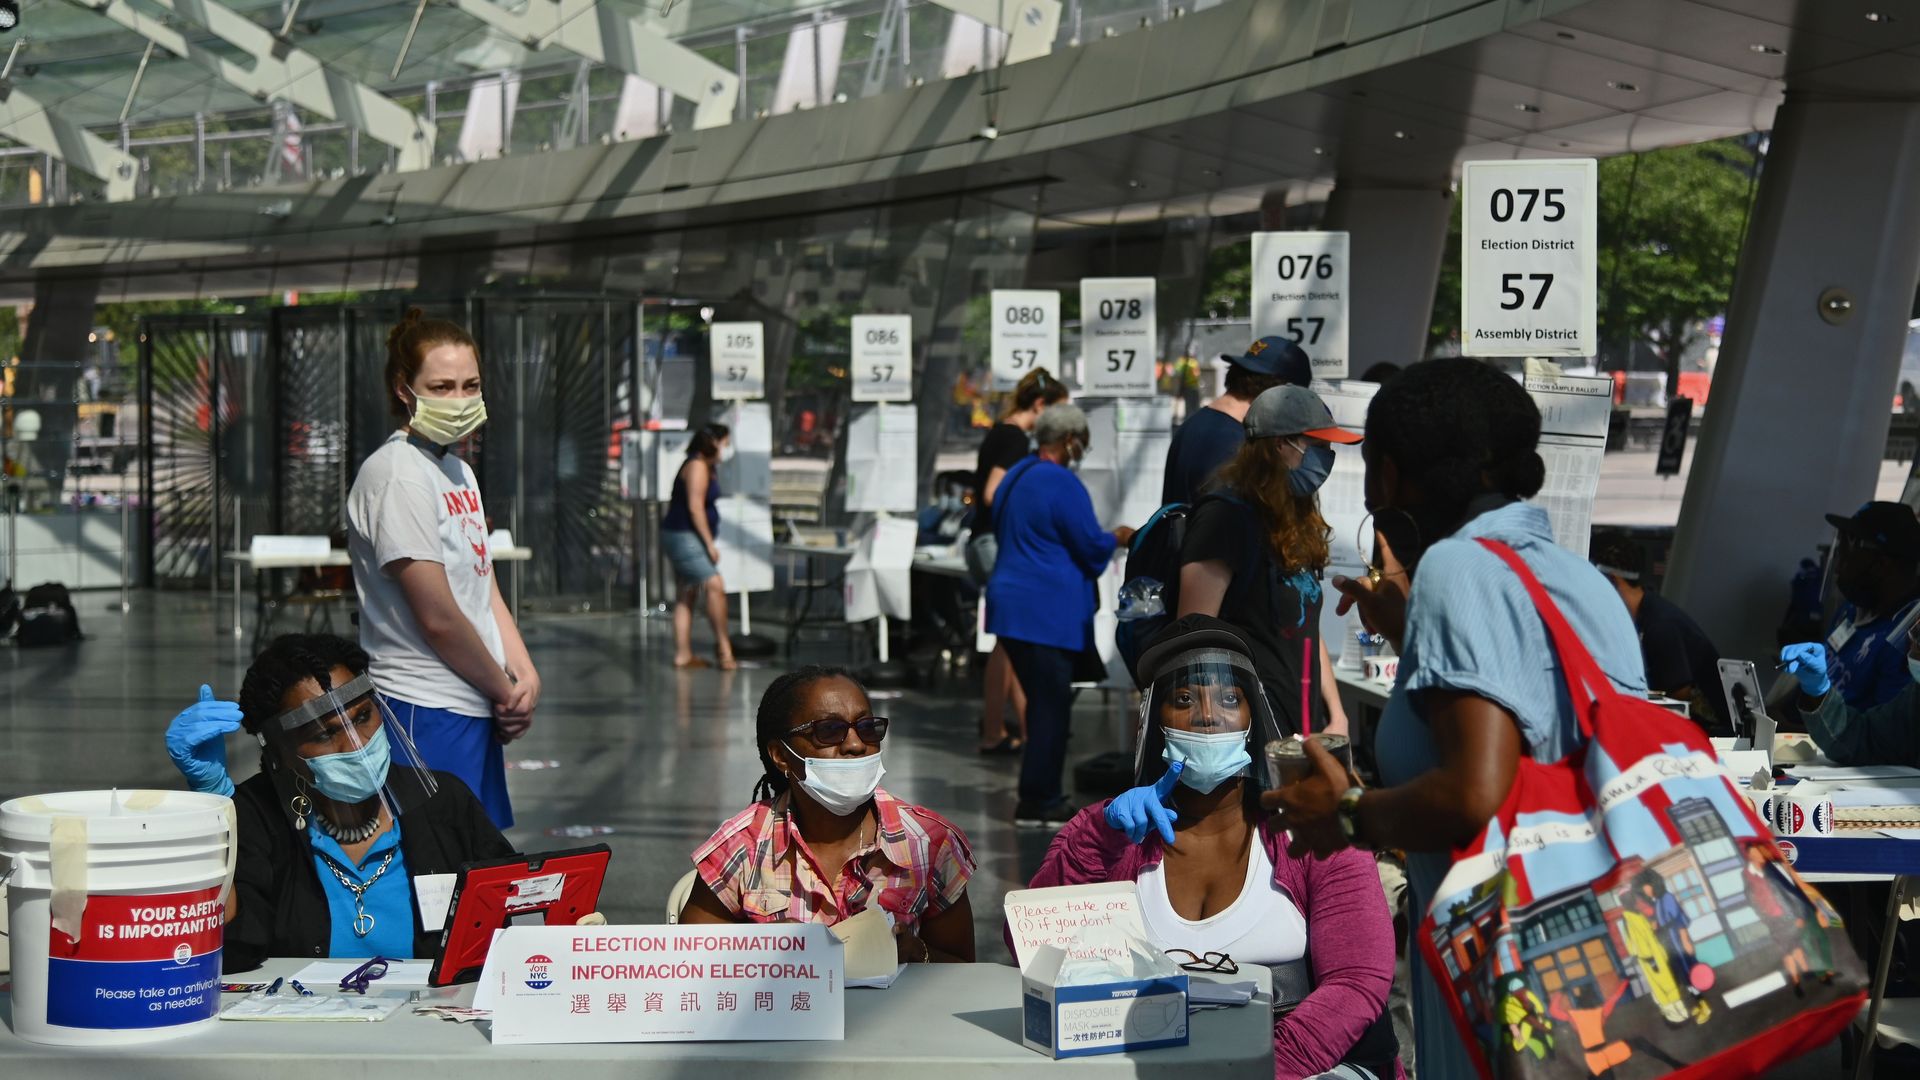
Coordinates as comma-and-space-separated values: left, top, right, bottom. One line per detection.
17, 581, 81, 647
0, 579, 18, 639
1114, 490, 1249, 683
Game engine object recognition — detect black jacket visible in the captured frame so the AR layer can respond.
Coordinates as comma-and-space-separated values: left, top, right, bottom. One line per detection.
226, 765, 512, 973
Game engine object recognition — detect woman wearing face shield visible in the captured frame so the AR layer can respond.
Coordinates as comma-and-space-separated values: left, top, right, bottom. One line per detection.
164, 634, 512, 972
986, 403, 1137, 828
1261, 358, 1645, 1078
346, 309, 539, 831
679, 667, 978, 964
1025, 616, 1398, 1080
1178, 384, 1362, 737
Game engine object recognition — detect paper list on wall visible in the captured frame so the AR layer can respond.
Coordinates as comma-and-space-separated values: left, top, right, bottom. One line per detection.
1312, 381, 1379, 657
845, 403, 918, 513
1114, 398, 1173, 528
717, 495, 775, 593
1521, 374, 1612, 558
1075, 400, 1123, 525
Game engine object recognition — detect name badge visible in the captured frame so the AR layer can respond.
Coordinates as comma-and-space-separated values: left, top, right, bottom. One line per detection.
1828, 621, 1856, 652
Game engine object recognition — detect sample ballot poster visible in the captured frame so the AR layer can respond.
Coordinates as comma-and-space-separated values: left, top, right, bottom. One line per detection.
1079, 278, 1158, 397
1523, 373, 1613, 557
1250, 231, 1350, 379
845, 403, 918, 513
990, 290, 1059, 391
1461, 159, 1598, 357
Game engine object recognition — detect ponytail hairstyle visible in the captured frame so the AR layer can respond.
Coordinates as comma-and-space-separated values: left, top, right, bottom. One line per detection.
385, 307, 480, 421
688, 422, 731, 461
237, 633, 371, 736
752, 665, 862, 802
1010, 368, 1070, 413
1363, 357, 1545, 536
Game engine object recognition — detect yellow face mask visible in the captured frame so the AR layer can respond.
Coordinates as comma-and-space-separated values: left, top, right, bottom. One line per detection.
409, 394, 487, 445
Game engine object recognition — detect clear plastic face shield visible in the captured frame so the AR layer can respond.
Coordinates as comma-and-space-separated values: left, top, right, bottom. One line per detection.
1133, 648, 1285, 795
258, 672, 437, 838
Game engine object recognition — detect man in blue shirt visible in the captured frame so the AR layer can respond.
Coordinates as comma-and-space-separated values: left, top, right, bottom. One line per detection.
1823, 501, 1920, 710
1159, 336, 1312, 504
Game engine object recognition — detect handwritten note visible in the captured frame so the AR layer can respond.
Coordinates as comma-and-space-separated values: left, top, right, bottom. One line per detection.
1003, 882, 1148, 967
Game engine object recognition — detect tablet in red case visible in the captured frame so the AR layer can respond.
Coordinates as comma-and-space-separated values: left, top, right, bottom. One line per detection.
429, 844, 611, 987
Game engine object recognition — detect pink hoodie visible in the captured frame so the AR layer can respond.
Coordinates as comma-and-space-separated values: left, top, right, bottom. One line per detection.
1023, 803, 1401, 1080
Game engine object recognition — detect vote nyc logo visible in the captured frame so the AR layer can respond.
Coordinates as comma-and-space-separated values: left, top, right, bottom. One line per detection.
524, 954, 554, 990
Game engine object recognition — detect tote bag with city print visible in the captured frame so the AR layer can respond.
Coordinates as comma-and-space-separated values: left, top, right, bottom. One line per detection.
1417, 539, 1865, 1080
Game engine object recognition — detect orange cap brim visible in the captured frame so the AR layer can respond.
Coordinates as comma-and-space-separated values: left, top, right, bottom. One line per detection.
1303, 426, 1364, 445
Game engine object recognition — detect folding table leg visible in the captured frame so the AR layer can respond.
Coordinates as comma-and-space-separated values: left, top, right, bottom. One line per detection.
1854, 874, 1909, 1080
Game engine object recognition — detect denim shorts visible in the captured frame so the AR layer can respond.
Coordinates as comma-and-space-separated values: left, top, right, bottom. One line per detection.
662, 527, 719, 585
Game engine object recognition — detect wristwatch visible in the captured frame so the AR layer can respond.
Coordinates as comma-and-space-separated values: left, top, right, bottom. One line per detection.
1335, 786, 1367, 847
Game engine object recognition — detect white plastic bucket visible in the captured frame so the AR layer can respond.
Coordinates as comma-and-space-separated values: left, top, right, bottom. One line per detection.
1, 789, 235, 1046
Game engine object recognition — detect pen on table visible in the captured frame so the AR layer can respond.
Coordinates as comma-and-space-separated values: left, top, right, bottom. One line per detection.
290, 980, 313, 997
266, 977, 284, 997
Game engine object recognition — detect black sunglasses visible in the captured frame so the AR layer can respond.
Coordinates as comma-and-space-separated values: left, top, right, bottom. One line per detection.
787, 716, 890, 746
1166, 949, 1239, 974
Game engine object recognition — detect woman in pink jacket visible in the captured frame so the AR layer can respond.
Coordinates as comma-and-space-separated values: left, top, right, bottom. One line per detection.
1025, 616, 1399, 1080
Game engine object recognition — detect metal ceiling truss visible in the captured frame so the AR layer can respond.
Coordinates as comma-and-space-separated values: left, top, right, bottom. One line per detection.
0, 79, 138, 200
72, 0, 436, 171
450, 0, 739, 131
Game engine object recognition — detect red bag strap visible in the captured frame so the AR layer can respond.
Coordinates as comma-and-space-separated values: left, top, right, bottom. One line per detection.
1474, 538, 1616, 739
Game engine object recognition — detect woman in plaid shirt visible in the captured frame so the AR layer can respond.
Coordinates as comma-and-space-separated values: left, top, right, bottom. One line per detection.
680, 666, 977, 963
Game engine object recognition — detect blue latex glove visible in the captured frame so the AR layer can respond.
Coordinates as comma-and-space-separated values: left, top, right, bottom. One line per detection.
166, 685, 243, 798
1103, 762, 1184, 845
1779, 643, 1832, 697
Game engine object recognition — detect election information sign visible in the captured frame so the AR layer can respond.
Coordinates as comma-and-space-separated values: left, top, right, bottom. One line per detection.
1078, 278, 1157, 397
1461, 159, 1597, 357
709, 321, 765, 400
990, 290, 1059, 391
850, 314, 913, 402
484, 923, 846, 1045
1250, 231, 1350, 379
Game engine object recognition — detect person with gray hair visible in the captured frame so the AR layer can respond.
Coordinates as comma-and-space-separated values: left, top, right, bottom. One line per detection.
986, 402, 1137, 828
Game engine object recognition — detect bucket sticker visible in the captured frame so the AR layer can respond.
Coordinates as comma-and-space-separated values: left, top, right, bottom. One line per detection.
46, 886, 223, 1029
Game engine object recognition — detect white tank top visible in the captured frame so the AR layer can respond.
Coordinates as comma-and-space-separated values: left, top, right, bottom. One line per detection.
1138, 835, 1308, 966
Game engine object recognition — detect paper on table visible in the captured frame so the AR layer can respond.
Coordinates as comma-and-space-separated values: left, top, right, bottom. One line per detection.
414, 873, 456, 933
1188, 980, 1257, 1007
1878, 829, 1920, 841
221, 991, 409, 1022
847, 964, 908, 990
1789, 765, 1920, 782
1830, 788, 1920, 809
471, 928, 509, 1010
289, 960, 436, 987
826, 904, 898, 982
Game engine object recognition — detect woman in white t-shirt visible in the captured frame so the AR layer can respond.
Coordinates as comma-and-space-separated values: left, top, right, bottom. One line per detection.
345, 308, 539, 829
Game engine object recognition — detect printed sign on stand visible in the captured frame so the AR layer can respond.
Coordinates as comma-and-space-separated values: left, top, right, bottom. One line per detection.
990, 290, 1059, 390
709, 321, 765, 400
850, 315, 913, 402
482, 924, 844, 1045
1461, 159, 1598, 357
1250, 231, 1350, 379
1078, 278, 1157, 397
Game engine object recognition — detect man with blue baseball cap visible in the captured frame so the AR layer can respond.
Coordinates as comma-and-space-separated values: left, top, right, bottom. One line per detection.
1160, 335, 1313, 504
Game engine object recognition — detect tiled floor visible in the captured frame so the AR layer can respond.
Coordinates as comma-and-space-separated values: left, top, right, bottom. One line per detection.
0, 591, 1848, 1074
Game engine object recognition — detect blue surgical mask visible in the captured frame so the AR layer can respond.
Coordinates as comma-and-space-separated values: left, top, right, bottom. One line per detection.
306, 725, 392, 804
1161, 729, 1252, 794
1288, 440, 1334, 496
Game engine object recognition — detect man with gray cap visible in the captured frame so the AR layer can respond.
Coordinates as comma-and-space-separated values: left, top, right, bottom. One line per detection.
1178, 384, 1360, 737
988, 403, 1137, 827
1161, 335, 1313, 505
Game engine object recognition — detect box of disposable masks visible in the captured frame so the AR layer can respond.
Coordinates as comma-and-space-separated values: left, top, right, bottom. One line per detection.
1005, 887, 1189, 1062
1018, 940, 1189, 1058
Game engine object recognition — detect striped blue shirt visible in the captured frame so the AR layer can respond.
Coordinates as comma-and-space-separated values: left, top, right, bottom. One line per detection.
1374, 501, 1645, 1078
